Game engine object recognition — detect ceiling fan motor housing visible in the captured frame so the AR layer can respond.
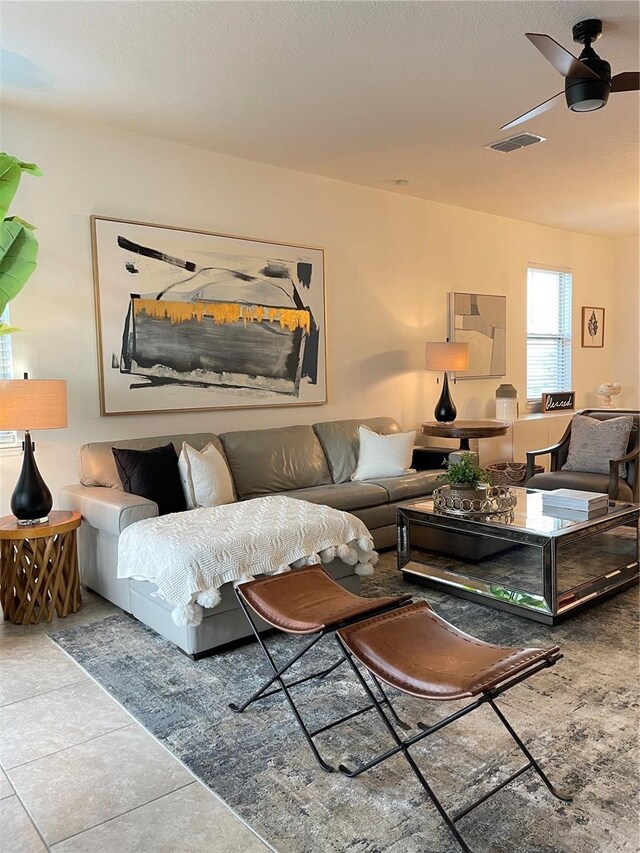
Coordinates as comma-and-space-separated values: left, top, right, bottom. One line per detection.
565, 48, 611, 111
572, 19, 603, 46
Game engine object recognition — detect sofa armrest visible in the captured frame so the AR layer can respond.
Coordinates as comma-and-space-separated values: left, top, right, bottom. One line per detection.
608, 447, 640, 500
58, 485, 158, 537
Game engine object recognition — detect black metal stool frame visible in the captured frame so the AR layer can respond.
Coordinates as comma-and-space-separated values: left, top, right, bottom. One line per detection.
229, 590, 414, 773
336, 636, 572, 853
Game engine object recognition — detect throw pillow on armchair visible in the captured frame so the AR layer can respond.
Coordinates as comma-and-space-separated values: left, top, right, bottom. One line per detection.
561, 414, 633, 476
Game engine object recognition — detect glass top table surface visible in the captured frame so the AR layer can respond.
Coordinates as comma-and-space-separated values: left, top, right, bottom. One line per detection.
402, 487, 639, 538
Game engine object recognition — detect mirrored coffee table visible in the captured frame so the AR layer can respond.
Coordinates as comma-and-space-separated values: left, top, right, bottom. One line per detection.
397, 488, 639, 624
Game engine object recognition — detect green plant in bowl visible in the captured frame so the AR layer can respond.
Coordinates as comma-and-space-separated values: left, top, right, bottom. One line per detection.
439, 452, 490, 490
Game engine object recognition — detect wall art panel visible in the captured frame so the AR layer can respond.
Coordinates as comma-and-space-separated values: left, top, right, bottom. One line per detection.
92, 217, 327, 415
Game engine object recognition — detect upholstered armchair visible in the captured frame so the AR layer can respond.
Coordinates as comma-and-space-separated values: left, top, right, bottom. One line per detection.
526, 409, 640, 502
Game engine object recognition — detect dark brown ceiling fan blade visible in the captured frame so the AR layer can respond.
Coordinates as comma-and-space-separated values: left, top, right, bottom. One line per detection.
526, 33, 599, 79
611, 71, 640, 92
500, 89, 565, 131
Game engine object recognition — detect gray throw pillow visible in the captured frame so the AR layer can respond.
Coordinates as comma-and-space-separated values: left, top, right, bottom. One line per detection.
562, 414, 633, 477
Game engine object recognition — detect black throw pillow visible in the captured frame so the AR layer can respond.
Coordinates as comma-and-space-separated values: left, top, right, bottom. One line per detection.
112, 443, 186, 516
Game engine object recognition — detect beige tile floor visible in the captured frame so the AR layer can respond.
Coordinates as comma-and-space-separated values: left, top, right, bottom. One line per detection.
0, 592, 274, 853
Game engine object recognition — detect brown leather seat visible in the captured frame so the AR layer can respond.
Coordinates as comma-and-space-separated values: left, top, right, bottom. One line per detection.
237, 565, 412, 635
337, 601, 560, 701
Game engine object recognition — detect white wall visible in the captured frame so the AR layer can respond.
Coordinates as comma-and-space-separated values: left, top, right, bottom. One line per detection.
0, 106, 623, 512
612, 236, 640, 408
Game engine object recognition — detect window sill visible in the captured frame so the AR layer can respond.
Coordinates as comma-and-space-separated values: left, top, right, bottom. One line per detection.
0, 444, 22, 457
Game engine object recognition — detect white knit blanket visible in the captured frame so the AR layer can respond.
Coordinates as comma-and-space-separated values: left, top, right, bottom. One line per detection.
117, 495, 379, 627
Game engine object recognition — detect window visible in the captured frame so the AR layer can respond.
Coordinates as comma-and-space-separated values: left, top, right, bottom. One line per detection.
0, 307, 17, 447
526, 267, 572, 403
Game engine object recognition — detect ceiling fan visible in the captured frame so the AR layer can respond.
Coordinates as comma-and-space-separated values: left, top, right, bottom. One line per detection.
501, 19, 639, 131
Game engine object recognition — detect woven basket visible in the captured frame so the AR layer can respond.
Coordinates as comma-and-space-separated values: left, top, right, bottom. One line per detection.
486, 462, 543, 487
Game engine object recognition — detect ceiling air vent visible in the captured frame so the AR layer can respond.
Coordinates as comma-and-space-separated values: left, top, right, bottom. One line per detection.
486, 132, 546, 153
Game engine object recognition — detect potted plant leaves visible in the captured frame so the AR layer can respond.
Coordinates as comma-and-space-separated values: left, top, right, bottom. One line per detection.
0, 153, 42, 335
439, 452, 491, 502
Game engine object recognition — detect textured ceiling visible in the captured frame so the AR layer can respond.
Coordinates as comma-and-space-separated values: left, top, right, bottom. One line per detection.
2, 1, 639, 238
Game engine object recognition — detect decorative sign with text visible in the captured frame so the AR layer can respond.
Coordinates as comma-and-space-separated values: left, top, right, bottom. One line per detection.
541, 391, 575, 413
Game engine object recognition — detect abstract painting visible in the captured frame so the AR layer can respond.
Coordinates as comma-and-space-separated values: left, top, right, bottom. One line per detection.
448, 292, 506, 379
581, 306, 604, 348
91, 217, 326, 415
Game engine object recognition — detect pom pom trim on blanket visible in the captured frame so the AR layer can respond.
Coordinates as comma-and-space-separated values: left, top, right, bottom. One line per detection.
174, 534, 377, 624
116, 496, 380, 628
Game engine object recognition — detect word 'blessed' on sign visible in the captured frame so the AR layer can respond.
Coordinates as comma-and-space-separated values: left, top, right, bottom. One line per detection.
541, 391, 576, 413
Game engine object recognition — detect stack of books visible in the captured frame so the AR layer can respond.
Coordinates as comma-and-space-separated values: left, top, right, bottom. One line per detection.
542, 489, 609, 521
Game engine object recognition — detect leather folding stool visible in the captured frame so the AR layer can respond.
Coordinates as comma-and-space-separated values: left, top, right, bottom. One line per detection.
229, 565, 413, 771
336, 601, 571, 853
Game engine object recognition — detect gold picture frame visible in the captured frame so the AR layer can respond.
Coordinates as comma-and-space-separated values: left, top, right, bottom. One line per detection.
91, 216, 327, 416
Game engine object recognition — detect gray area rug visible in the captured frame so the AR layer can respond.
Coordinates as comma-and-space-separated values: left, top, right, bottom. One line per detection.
52, 553, 639, 853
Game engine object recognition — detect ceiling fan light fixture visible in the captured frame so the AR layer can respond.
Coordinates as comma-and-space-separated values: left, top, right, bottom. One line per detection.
564, 76, 610, 112
569, 97, 606, 112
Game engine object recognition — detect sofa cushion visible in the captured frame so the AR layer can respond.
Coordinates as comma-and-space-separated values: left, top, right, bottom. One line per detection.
178, 442, 236, 509
528, 471, 633, 502
220, 424, 331, 499
274, 482, 389, 512
352, 427, 416, 481
112, 443, 187, 516
79, 433, 220, 489
351, 503, 398, 531
368, 470, 442, 502
313, 417, 402, 483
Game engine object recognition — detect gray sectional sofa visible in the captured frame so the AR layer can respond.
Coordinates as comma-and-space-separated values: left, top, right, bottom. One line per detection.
59, 416, 441, 656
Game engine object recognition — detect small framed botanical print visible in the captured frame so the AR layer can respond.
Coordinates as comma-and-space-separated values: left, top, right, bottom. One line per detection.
581, 306, 605, 348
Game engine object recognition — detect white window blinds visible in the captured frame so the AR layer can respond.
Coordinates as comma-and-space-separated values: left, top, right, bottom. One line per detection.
0, 308, 17, 446
526, 267, 572, 402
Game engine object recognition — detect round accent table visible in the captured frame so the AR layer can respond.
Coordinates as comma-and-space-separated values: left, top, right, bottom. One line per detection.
422, 419, 510, 451
0, 511, 82, 625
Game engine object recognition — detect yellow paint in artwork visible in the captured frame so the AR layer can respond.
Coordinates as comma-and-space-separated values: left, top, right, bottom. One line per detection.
133, 299, 311, 334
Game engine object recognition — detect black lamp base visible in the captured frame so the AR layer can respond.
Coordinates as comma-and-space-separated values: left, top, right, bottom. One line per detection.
434, 372, 458, 423
10, 431, 52, 525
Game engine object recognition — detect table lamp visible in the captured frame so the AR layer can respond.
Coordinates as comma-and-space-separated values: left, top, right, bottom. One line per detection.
424, 341, 469, 423
0, 376, 68, 524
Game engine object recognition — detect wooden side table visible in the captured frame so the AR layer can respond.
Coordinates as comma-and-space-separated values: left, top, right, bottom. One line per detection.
422, 419, 510, 451
0, 511, 82, 625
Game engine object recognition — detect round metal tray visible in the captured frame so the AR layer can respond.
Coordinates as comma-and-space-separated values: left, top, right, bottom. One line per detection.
432, 485, 517, 517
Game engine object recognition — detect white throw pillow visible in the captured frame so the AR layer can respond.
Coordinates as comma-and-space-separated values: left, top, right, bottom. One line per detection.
351, 426, 416, 481
178, 442, 235, 509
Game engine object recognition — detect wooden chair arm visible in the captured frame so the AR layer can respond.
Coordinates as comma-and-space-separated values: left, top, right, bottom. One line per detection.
608, 447, 640, 500
609, 447, 640, 466
526, 443, 564, 458
526, 443, 564, 480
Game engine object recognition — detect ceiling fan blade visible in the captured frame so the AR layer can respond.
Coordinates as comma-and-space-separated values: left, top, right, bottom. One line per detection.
611, 71, 640, 92
500, 89, 564, 131
526, 33, 599, 79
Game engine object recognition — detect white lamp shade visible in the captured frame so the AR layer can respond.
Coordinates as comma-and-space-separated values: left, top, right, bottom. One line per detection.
424, 342, 469, 372
0, 380, 68, 431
